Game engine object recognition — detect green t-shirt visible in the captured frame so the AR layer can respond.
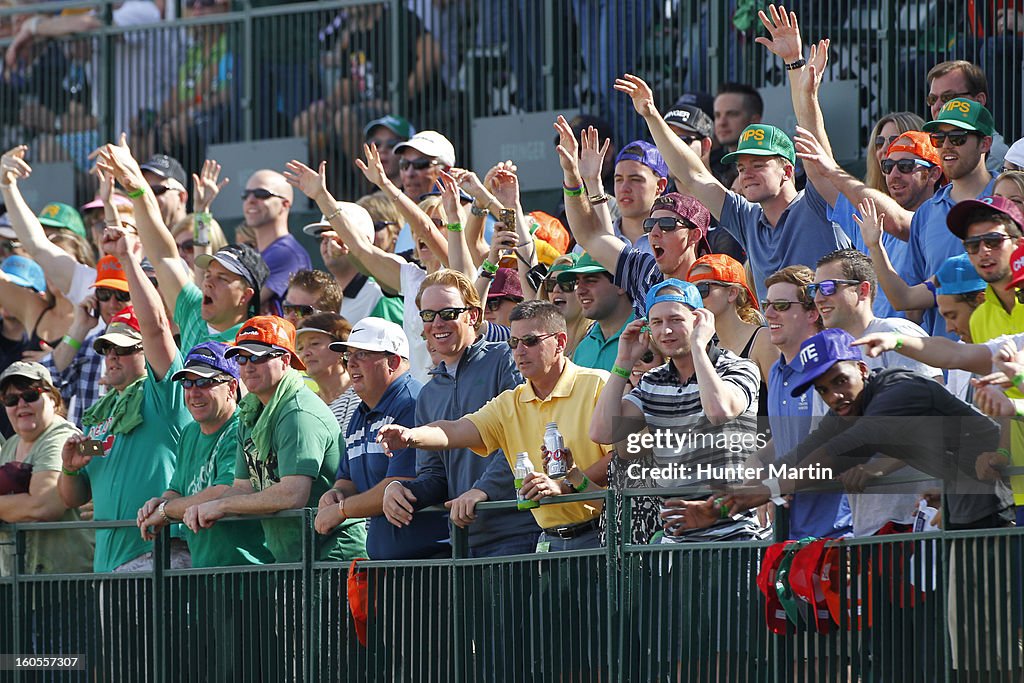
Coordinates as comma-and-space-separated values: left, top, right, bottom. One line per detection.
83, 356, 191, 572
369, 295, 404, 325
0, 418, 94, 576
174, 282, 244, 353
234, 387, 366, 562
572, 315, 635, 372
168, 416, 274, 568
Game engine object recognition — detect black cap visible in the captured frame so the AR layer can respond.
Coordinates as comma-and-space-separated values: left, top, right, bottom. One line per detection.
139, 154, 187, 188
195, 244, 270, 297
664, 105, 714, 139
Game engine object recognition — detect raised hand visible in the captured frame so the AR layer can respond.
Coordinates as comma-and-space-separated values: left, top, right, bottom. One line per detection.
755, 4, 804, 63
690, 307, 717, 350
488, 229, 518, 264
448, 167, 489, 202
438, 171, 464, 225
192, 158, 230, 213
615, 318, 653, 369
0, 145, 31, 186
802, 39, 830, 95
283, 159, 329, 201
91, 133, 145, 192
613, 74, 658, 118
490, 166, 520, 211
61, 434, 95, 474
553, 115, 581, 177
101, 225, 139, 260
578, 126, 610, 181
853, 197, 884, 249
793, 125, 839, 174
354, 142, 391, 190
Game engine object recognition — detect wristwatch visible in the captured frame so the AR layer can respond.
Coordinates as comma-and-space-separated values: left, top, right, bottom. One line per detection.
470, 201, 489, 217
588, 193, 611, 206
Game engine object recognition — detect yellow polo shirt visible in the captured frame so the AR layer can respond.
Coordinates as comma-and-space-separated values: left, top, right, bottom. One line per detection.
970, 286, 1024, 505
466, 360, 612, 529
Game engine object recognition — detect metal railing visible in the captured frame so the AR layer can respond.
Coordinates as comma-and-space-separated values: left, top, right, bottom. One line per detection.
2, 486, 1023, 682
0, 0, 1019, 209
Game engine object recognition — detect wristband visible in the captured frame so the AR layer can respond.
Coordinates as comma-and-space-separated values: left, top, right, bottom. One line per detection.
765, 478, 782, 499
126, 186, 146, 199
562, 183, 584, 197
337, 497, 348, 522
924, 280, 938, 306
997, 447, 1012, 460
717, 499, 731, 519
481, 259, 499, 274
610, 365, 631, 379
894, 336, 903, 350
577, 475, 590, 492
1012, 373, 1024, 387
446, 222, 463, 232
477, 267, 496, 280
784, 58, 807, 70
61, 466, 80, 477
62, 335, 82, 351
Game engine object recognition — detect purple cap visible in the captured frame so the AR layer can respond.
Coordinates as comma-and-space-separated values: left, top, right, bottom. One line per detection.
790, 329, 863, 397
488, 267, 524, 300
615, 140, 669, 178
649, 193, 711, 239
946, 195, 1024, 239
170, 341, 240, 381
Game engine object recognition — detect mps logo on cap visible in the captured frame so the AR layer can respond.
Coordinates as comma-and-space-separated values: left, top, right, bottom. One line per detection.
942, 100, 973, 116
41, 204, 60, 218
741, 128, 766, 144
798, 343, 820, 368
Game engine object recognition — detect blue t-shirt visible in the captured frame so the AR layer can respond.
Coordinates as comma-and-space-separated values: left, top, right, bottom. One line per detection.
338, 372, 449, 560
261, 233, 312, 316
768, 354, 851, 540
902, 179, 995, 337
719, 181, 851, 301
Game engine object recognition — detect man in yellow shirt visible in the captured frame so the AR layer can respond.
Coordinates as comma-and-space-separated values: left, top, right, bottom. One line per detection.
378, 300, 611, 550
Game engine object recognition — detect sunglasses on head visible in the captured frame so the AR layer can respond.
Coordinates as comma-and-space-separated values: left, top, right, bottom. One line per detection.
642, 216, 696, 233
486, 297, 520, 312
179, 376, 229, 389
544, 276, 577, 292
881, 158, 934, 175
235, 351, 285, 365
873, 134, 900, 150
929, 130, 975, 148
95, 288, 131, 303
2, 389, 41, 407
373, 221, 397, 232
507, 332, 558, 349
241, 188, 284, 201
282, 303, 321, 318
399, 158, 440, 171
962, 232, 1012, 254
806, 279, 860, 298
419, 307, 470, 323
760, 299, 805, 312
926, 91, 972, 107
97, 343, 142, 356
694, 281, 729, 298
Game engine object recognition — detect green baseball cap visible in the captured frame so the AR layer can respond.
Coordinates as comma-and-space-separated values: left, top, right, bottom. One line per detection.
546, 253, 580, 276
922, 98, 995, 137
557, 252, 608, 282
37, 202, 86, 239
721, 124, 796, 165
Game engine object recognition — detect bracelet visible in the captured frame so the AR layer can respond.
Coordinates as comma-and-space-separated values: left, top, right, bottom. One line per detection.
481, 259, 499, 274
997, 447, 1012, 460
337, 497, 348, 521
470, 202, 489, 217
324, 207, 344, 222
588, 193, 610, 205
765, 478, 782, 498
717, 499, 731, 519
61, 466, 80, 477
62, 335, 82, 351
610, 365, 631, 379
1012, 373, 1024, 387
477, 267, 496, 280
577, 474, 590, 492
784, 58, 807, 71
563, 186, 584, 197
562, 478, 577, 494
894, 336, 903, 350
158, 500, 169, 522
446, 222, 463, 232
126, 186, 146, 199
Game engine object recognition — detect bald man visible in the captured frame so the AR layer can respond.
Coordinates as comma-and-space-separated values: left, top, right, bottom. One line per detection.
242, 170, 311, 315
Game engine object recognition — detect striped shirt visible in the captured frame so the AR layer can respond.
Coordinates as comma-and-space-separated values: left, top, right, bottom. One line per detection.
613, 247, 663, 318
625, 344, 769, 543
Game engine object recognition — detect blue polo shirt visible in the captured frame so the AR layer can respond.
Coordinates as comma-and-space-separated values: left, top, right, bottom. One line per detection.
719, 181, 850, 301
338, 372, 449, 560
901, 179, 995, 337
262, 234, 312, 316
769, 354, 852, 540
572, 314, 635, 371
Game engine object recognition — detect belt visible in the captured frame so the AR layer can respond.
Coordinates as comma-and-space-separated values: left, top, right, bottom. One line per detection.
542, 517, 600, 540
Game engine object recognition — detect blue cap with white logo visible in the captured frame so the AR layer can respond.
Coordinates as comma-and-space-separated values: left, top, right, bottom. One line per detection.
936, 253, 985, 296
790, 328, 863, 397
644, 278, 703, 316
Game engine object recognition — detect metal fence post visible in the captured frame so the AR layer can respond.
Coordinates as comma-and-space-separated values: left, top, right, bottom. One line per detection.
302, 509, 315, 683
240, 0, 254, 141
12, 526, 23, 683
152, 526, 168, 683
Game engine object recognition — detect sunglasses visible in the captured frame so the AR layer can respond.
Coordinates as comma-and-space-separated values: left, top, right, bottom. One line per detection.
419, 307, 470, 322
179, 376, 229, 389
760, 299, 805, 312
677, 135, 703, 145
282, 303, 321, 318
399, 158, 440, 171
929, 131, 975, 148
95, 288, 131, 303
373, 221, 397, 232
2, 389, 42, 407
235, 351, 284, 365
881, 158, 934, 175
507, 332, 558, 349
1016, 289, 1024, 305
873, 134, 900, 150
1, 239, 21, 252
486, 297, 520, 312
149, 184, 174, 196
642, 216, 696, 233
962, 232, 1013, 254
96, 344, 142, 356
341, 350, 391, 365
806, 279, 860, 298
241, 188, 284, 201
694, 281, 728, 298
925, 91, 972, 107
544, 277, 577, 292
177, 239, 195, 253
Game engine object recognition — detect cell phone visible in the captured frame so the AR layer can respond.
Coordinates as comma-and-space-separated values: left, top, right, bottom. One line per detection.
78, 439, 105, 457
498, 207, 516, 228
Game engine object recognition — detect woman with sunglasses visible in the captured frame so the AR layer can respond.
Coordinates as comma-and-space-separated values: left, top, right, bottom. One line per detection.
294, 312, 361, 435
0, 361, 93, 575
170, 213, 228, 275
537, 254, 593, 358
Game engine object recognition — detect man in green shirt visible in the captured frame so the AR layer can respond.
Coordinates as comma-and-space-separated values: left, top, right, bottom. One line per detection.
136, 341, 274, 567
183, 315, 365, 562
559, 253, 635, 371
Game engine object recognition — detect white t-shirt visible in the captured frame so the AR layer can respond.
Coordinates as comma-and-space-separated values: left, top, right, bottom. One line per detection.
341, 278, 384, 324
66, 263, 98, 305
399, 262, 430, 383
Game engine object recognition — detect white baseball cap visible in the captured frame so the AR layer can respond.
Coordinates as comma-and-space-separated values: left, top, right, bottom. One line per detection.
393, 131, 456, 168
329, 317, 409, 359
302, 202, 376, 243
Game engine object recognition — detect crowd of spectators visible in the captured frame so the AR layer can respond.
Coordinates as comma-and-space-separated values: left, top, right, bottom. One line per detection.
2, 10, 1024, 671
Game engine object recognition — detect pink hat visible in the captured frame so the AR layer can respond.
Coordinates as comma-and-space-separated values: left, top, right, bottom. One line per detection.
81, 194, 133, 211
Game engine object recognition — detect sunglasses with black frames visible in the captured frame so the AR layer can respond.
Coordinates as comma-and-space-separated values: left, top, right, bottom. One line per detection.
235, 351, 285, 365
881, 158, 934, 175
543, 277, 577, 292
241, 188, 285, 201
962, 232, 1013, 254
642, 216, 697, 233
179, 377, 229, 389
399, 158, 440, 171
929, 130, 976, 148
759, 299, 806, 312
419, 307, 470, 322
2, 389, 42, 407
96, 288, 131, 303
507, 332, 558, 349
96, 344, 142, 356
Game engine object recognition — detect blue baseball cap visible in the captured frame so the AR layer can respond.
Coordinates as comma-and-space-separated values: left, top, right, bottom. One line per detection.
1, 254, 45, 292
936, 253, 985, 296
170, 341, 239, 381
615, 140, 669, 178
790, 329, 863, 397
644, 278, 703, 316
